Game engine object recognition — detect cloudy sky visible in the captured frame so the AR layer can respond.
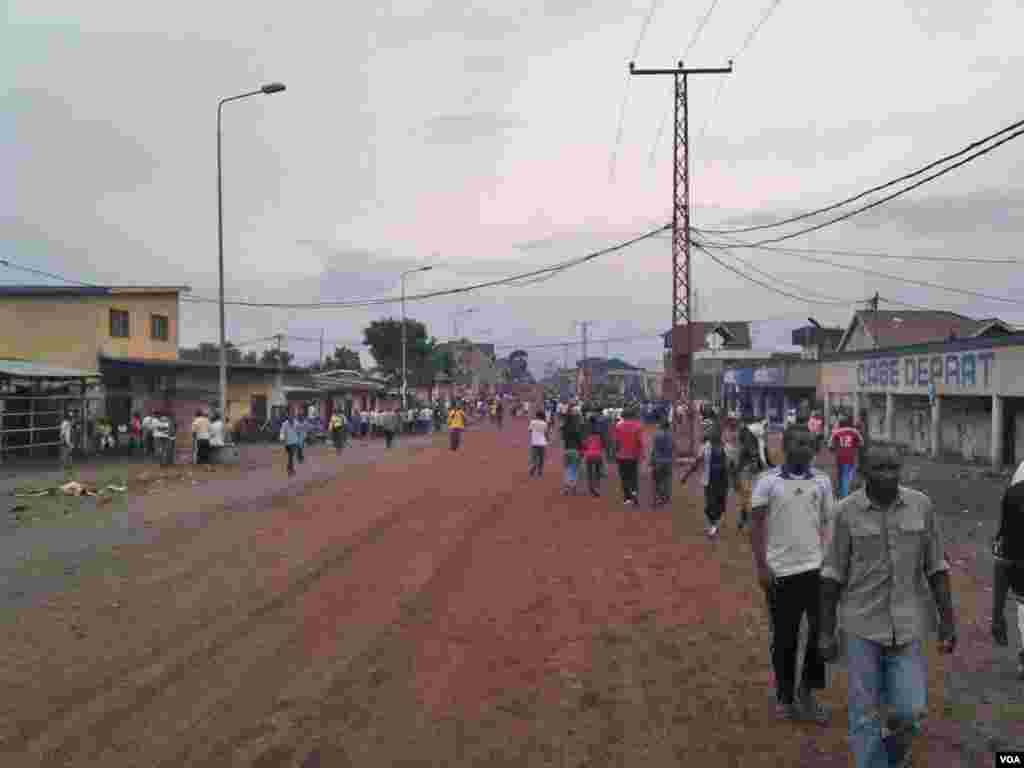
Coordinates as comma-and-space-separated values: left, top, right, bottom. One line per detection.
5, 0, 1024, 373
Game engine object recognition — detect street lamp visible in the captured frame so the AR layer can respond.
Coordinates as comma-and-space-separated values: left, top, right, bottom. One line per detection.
217, 82, 286, 422
401, 265, 433, 409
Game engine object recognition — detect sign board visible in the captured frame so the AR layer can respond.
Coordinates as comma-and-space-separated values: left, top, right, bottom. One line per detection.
723, 366, 784, 387
819, 344, 1024, 398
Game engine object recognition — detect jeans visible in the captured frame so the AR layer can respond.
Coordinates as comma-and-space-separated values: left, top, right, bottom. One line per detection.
766, 568, 826, 705
563, 449, 580, 490
384, 429, 394, 448
618, 459, 639, 502
838, 463, 856, 499
653, 463, 671, 502
704, 483, 727, 525
529, 445, 546, 476
297, 443, 305, 463
586, 457, 603, 494
450, 428, 462, 450
286, 445, 297, 474
846, 635, 927, 768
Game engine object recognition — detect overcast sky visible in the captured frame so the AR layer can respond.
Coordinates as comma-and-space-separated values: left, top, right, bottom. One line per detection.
5, 0, 1024, 373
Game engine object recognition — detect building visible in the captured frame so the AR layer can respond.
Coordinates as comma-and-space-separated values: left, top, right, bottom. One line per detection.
791, 321, 845, 360
664, 321, 754, 400
437, 340, 499, 398
720, 353, 816, 424
818, 310, 1023, 467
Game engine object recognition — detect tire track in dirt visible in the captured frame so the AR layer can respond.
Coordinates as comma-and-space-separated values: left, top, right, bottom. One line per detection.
6, 430, 512, 767
1, 441, 445, 762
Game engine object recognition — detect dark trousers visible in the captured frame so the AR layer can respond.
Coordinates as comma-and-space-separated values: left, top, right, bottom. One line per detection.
653, 464, 672, 502
618, 459, 639, 502
332, 431, 344, 452
297, 443, 305, 463
286, 445, 297, 475
450, 428, 462, 451
704, 482, 727, 525
766, 568, 826, 704
586, 457, 603, 494
196, 438, 211, 464
384, 429, 394, 448
529, 445, 546, 476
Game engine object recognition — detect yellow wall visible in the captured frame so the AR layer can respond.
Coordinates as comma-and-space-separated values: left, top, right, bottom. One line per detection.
226, 376, 274, 421
0, 293, 180, 370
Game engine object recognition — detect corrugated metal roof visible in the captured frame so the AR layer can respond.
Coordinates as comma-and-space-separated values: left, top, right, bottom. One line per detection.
0, 359, 101, 379
0, 285, 189, 297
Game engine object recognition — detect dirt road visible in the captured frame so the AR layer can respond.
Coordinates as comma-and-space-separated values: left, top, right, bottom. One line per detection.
0, 423, 1013, 766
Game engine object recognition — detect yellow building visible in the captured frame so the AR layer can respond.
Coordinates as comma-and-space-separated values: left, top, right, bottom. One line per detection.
0, 285, 185, 370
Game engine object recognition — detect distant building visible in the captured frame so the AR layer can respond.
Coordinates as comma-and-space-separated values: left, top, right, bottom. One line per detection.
663, 321, 753, 400
835, 310, 1014, 353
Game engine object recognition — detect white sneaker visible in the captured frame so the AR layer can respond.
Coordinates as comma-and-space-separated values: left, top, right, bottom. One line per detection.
706, 525, 718, 539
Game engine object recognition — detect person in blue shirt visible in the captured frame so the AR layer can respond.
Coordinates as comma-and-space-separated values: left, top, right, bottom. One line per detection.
650, 418, 675, 507
279, 414, 300, 476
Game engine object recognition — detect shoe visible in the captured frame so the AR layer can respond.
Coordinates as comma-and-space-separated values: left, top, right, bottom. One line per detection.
624, 499, 633, 506
706, 525, 719, 539
775, 700, 800, 721
797, 689, 830, 725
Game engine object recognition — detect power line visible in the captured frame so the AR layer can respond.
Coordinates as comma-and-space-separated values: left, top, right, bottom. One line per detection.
610, 0, 666, 182
695, 237, 1024, 306
676, 235, 1023, 265
180, 223, 670, 308
699, 125, 1024, 247
684, 0, 723, 58
694, 243, 861, 306
699, 116, 1024, 235
700, 243, 861, 304
736, 0, 784, 58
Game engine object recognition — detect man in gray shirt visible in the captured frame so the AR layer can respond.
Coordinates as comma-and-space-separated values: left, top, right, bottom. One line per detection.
820, 441, 956, 768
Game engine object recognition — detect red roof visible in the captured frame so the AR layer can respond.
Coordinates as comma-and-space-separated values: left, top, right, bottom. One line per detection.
840, 310, 1012, 351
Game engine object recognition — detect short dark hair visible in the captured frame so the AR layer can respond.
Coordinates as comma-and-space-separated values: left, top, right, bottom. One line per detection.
783, 422, 812, 445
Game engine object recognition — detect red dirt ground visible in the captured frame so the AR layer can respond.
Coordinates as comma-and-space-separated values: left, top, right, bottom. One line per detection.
0, 422, 987, 767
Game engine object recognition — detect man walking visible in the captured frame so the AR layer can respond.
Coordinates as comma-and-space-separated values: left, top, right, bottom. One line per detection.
280, 413, 300, 476
560, 412, 583, 495
295, 413, 307, 464
60, 411, 75, 469
650, 418, 674, 507
820, 440, 956, 767
681, 418, 731, 537
615, 406, 644, 505
382, 409, 398, 449
192, 409, 211, 465
992, 459, 1024, 679
329, 410, 346, 454
447, 401, 466, 451
831, 416, 863, 499
735, 418, 763, 530
750, 423, 833, 724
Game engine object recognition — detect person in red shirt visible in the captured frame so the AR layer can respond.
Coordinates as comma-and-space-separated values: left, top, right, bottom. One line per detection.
582, 416, 605, 497
829, 417, 863, 499
615, 407, 645, 505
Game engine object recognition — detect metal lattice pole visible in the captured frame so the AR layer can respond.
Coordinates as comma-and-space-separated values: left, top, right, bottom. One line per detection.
630, 59, 731, 455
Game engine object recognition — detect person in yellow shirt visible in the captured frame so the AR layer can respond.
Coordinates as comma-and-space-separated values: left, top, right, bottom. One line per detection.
447, 402, 467, 451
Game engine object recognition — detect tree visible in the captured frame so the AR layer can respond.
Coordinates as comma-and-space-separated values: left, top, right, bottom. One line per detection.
260, 348, 294, 367
180, 341, 242, 364
324, 345, 362, 371
363, 318, 438, 387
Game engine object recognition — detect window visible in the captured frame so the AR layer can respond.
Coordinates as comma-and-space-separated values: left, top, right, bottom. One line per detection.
109, 309, 130, 338
151, 314, 169, 342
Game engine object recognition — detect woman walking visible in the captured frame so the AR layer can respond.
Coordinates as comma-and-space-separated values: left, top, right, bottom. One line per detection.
528, 410, 549, 477
583, 416, 605, 497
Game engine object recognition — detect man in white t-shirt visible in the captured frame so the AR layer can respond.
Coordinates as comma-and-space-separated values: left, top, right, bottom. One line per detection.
528, 409, 550, 477
751, 422, 834, 724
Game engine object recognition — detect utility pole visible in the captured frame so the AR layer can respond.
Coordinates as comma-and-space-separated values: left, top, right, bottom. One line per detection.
869, 292, 880, 349
631, 59, 732, 455
319, 329, 324, 368
576, 321, 593, 401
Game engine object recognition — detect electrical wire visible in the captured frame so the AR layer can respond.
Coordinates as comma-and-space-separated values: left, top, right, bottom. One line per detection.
699, 117, 1024, 235
176, 223, 670, 308
701, 244, 860, 304
735, 0, 783, 58
694, 242, 862, 306
694, 236, 1024, 306
700, 126, 1024, 248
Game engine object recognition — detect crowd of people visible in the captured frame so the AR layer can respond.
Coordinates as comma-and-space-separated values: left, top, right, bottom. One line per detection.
528, 397, 1024, 766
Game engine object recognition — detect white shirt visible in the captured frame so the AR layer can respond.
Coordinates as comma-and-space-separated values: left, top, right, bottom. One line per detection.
60, 419, 73, 447
752, 467, 834, 578
529, 418, 549, 447
209, 420, 225, 447
142, 415, 153, 432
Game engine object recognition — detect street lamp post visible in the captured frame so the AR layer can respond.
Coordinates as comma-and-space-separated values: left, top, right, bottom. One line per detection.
401, 266, 433, 410
217, 82, 286, 422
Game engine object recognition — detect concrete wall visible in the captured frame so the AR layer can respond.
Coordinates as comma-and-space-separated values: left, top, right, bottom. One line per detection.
0, 293, 179, 370
891, 398, 931, 456
938, 396, 990, 462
